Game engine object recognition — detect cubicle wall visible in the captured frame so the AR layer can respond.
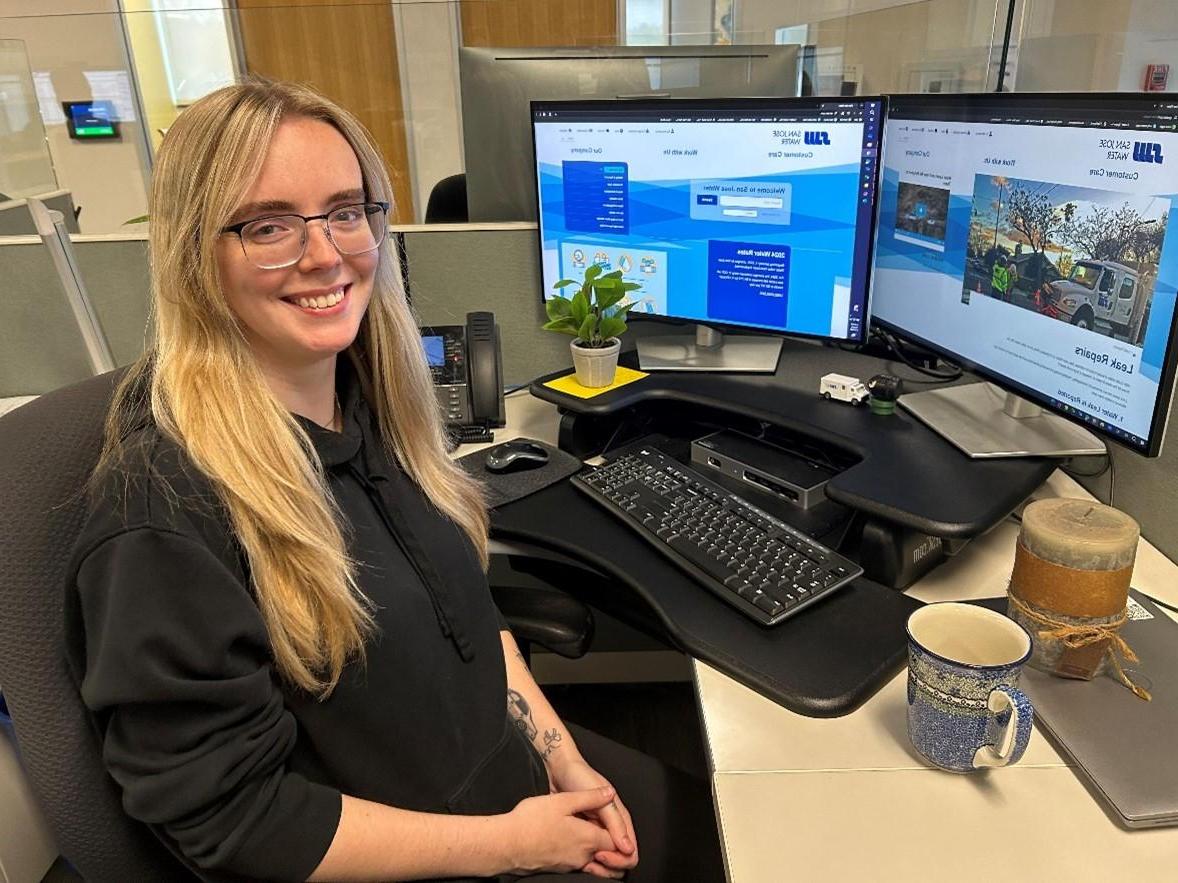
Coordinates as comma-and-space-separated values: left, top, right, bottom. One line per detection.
3, 224, 1178, 564
0, 224, 567, 398
0, 235, 150, 396
0, 192, 79, 236
400, 224, 570, 385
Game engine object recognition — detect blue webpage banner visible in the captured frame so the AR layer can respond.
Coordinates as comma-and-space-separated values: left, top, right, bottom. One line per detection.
706, 241, 790, 327
562, 161, 629, 234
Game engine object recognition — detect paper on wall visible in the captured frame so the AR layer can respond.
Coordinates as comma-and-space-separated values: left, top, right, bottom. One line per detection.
82, 70, 137, 122
33, 71, 65, 125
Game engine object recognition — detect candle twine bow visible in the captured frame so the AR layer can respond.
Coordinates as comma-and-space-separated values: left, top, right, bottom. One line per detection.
1008, 592, 1151, 701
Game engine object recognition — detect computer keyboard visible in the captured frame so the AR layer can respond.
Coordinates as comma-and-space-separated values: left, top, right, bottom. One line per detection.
571, 446, 862, 626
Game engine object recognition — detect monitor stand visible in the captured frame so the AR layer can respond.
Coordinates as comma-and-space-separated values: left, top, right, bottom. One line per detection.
899, 382, 1106, 459
635, 324, 783, 373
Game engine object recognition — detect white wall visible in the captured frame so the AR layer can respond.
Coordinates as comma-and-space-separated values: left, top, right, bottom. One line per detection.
391, 0, 465, 223
670, 0, 715, 44
1118, 0, 1178, 91
734, 0, 932, 42
0, 1, 151, 233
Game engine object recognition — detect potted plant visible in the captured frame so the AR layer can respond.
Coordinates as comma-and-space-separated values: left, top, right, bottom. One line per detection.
544, 264, 641, 387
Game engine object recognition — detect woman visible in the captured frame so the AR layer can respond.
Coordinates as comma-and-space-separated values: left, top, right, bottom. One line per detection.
65, 80, 721, 882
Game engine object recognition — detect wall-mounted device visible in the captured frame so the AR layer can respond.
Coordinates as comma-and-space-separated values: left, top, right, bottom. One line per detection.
62, 100, 119, 140
691, 430, 835, 511
420, 311, 505, 445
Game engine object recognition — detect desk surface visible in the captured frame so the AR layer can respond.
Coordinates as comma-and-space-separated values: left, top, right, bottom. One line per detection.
485, 391, 1178, 882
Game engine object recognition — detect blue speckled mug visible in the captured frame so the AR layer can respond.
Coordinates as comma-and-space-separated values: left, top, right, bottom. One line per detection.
906, 603, 1034, 773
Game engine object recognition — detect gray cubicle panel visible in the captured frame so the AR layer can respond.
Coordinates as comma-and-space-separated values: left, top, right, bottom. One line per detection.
0, 191, 80, 236
0, 236, 99, 396
398, 223, 570, 386
73, 237, 152, 365
0, 234, 150, 397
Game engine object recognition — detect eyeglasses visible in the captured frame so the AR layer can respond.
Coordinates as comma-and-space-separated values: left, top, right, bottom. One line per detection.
220, 201, 390, 270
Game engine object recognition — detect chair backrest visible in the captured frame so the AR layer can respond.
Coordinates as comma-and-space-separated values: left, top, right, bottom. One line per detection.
425, 174, 469, 224
0, 371, 194, 881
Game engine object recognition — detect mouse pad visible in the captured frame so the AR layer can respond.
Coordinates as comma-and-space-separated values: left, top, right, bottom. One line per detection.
457, 438, 584, 509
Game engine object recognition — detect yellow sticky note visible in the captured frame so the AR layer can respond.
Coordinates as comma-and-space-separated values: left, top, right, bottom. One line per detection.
544, 365, 649, 399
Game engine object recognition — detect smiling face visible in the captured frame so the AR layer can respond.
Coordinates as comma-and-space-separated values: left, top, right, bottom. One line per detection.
216, 116, 377, 377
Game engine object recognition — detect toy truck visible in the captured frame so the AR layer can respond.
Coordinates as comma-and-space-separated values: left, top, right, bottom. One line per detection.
820, 373, 869, 405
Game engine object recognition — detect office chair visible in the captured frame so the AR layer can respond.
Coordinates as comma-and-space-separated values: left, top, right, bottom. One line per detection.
425, 173, 468, 223
0, 371, 191, 880
0, 370, 591, 879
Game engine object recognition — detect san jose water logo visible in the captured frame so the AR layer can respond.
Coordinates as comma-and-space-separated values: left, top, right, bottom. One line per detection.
1132, 141, 1164, 164
804, 131, 831, 146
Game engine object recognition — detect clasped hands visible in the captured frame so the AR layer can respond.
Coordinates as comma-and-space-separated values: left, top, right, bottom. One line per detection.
507, 753, 639, 879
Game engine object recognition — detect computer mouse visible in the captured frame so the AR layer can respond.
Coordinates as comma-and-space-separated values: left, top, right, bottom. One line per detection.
485, 440, 550, 473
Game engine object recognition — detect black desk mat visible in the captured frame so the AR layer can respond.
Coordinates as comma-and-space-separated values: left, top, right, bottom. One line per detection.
457, 438, 583, 508
491, 478, 922, 718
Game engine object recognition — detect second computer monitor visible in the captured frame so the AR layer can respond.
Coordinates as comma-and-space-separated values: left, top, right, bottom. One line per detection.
532, 97, 885, 369
873, 93, 1178, 457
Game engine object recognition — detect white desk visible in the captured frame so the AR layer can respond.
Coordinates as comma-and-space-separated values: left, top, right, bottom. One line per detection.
493, 392, 1178, 882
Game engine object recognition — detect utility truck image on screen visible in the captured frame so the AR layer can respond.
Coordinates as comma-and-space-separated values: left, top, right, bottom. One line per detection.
1047, 260, 1149, 343
964, 174, 1166, 348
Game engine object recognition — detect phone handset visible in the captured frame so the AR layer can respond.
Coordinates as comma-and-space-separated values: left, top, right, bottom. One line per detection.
464, 311, 505, 427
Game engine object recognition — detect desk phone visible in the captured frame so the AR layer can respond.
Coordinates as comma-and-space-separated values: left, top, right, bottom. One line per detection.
420, 311, 505, 443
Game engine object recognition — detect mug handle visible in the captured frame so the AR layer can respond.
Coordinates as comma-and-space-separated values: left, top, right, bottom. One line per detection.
972, 685, 1034, 769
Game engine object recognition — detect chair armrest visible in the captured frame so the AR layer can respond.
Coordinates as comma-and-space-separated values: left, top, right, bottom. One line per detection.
490, 583, 594, 660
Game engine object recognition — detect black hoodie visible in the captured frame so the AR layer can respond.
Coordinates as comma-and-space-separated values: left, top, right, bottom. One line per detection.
64, 371, 549, 882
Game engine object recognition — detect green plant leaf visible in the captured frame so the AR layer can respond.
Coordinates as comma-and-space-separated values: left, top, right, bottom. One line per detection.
545, 297, 572, 321
570, 289, 589, 324
596, 288, 627, 312
584, 263, 602, 281
577, 314, 598, 344
599, 315, 627, 340
602, 269, 623, 279
620, 281, 642, 292
543, 317, 581, 335
591, 277, 619, 290
553, 278, 577, 289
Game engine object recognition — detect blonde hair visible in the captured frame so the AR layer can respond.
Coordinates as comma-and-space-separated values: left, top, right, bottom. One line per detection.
100, 79, 487, 696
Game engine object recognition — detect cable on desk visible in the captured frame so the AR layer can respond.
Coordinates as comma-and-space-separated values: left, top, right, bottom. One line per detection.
1137, 591, 1178, 615
1109, 455, 1116, 507
876, 328, 964, 382
750, 422, 840, 472
1061, 453, 1115, 507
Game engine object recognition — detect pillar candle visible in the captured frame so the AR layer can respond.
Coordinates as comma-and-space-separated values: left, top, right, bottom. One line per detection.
1008, 498, 1139, 679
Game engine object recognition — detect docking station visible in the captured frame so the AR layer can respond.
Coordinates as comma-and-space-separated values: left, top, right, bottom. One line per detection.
691, 430, 836, 511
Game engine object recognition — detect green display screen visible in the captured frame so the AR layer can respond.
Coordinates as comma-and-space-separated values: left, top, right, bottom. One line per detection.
75, 124, 116, 137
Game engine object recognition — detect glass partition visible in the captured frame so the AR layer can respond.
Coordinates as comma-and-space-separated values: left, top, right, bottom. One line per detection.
0, 1, 1174, 234
0, 38, 59, 199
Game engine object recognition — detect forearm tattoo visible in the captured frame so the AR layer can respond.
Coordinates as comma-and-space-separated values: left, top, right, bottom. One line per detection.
507, 689, 538, 741
541, 727, 563, 760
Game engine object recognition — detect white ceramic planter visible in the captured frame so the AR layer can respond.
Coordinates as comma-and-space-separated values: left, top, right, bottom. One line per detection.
570, 338, 621, 388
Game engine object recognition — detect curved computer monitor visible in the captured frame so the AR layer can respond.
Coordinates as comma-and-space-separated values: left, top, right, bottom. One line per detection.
871, 92, 1178, 458
532, 97, 885, 370
462, 45, 800, 222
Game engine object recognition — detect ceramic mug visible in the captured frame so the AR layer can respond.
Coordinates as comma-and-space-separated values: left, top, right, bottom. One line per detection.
906, 602, 1034, 772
